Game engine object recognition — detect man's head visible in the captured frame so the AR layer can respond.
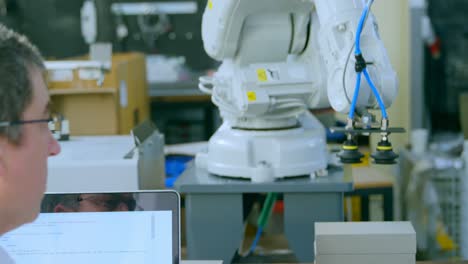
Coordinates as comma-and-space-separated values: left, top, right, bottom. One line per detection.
0, 24, 60, 234
41, 194, 136, 213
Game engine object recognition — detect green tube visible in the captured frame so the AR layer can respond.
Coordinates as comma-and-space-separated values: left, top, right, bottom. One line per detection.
257, 193, 278, 228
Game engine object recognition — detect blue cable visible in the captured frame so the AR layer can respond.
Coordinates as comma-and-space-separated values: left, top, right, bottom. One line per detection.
249, 227, 263, 255
363, 68, 388, 119
348, 73, 362, 120
355, 2, 371, 56
349, 0, 387, 120
349, 1, 371, 118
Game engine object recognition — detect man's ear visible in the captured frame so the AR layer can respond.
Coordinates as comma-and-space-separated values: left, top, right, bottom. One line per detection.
53, 204, 75, 213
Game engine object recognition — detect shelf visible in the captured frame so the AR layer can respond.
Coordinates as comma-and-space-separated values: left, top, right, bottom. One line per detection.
49, 87, 116, 95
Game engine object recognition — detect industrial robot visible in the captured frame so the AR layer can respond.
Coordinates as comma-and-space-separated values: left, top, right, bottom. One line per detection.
196, 0, 404, 182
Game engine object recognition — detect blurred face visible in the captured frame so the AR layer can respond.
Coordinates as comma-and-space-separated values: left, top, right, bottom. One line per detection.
77, 194, 132, 212
0, 65, 61, 225
53, 194, 135, 213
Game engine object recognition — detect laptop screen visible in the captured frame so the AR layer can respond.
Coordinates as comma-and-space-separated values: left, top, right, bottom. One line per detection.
0, 191, 180, 264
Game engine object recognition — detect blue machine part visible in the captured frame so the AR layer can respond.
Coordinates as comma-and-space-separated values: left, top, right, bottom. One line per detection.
165, 155, 194, 188
327, 121, 347, 143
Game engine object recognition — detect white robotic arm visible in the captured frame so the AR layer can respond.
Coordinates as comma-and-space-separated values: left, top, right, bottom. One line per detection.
201, 0, 397, 118
197, 0, 400, 181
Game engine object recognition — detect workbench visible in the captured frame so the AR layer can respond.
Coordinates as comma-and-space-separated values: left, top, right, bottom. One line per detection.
174, 164, 353, 264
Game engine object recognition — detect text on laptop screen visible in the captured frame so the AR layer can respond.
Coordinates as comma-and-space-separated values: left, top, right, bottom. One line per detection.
0, 191, 179, 264
0, 211, 172, 264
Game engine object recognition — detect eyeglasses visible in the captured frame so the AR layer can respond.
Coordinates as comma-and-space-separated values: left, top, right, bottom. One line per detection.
77, 195, 137, 211
0, 117, 61, 132
0, 118, 53, 128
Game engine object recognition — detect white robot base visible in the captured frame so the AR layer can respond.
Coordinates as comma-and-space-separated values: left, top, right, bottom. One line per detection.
195, 113, 328, 182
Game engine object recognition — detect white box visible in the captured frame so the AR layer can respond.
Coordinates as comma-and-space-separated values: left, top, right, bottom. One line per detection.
315, 254, 415, 264
47, 136, 139, 192
315, 222, 416, 255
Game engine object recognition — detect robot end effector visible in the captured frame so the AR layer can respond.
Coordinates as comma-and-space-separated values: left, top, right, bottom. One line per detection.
316, 0, 406, 164
297, 0, 405, 165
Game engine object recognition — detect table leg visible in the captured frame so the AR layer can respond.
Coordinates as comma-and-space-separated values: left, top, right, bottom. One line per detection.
284, 192, 344, 262
360, 194, 370, 221
383, 187, 394, 221
185, 193, 243, 264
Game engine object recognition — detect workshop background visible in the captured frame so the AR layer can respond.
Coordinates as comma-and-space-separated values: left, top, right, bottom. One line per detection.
1, 0, 468, 262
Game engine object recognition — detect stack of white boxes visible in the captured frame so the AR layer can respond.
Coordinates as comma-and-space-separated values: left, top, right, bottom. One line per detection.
315, 222, 416, 264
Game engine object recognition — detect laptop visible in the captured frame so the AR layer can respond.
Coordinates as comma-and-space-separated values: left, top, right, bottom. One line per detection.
0, 190, 189, 264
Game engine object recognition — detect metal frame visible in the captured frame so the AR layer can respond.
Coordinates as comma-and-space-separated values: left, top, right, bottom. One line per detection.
410, 0, 431, 130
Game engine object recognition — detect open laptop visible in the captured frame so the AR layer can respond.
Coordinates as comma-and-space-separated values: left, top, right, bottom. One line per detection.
0, 191, 186, 264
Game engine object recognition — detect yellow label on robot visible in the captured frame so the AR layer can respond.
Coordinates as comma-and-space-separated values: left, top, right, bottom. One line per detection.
257, 69, 268, 82
247, 91, 257, 102
208, 0, 213, 10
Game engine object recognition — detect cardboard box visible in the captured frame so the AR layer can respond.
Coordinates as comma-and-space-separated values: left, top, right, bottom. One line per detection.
460, 93, 468, 139
48, 53, 150, 135
315, 222, 416, 255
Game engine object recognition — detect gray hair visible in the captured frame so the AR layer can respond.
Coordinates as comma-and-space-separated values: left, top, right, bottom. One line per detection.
0, 24, 45, 143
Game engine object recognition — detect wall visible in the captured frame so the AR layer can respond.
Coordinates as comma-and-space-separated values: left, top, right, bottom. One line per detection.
371, 0, 411, 152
